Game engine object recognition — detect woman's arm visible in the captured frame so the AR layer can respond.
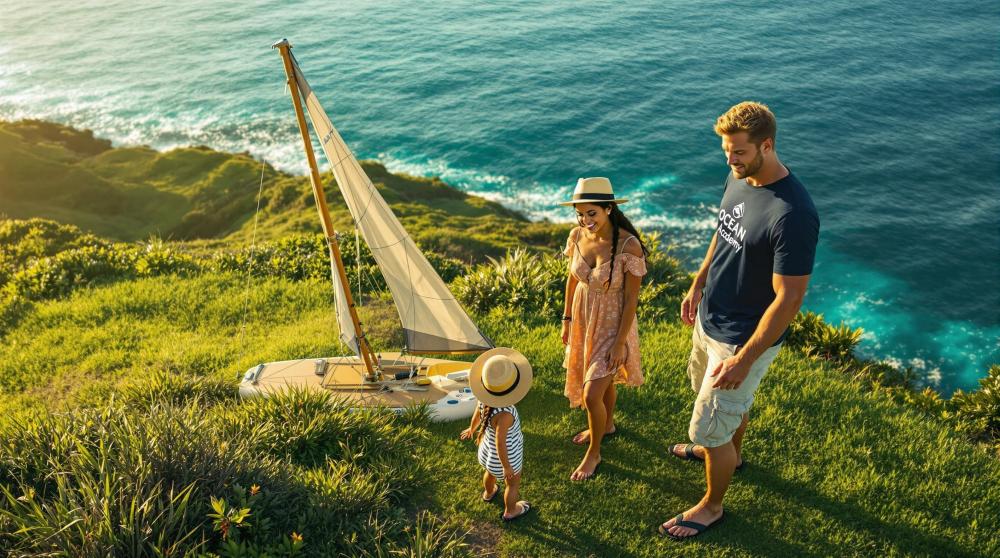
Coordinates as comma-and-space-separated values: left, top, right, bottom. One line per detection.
608, 242, 644, 370
562, 272, 579, 345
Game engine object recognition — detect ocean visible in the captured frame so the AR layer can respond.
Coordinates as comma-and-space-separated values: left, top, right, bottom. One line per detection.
2, 0, 997, 393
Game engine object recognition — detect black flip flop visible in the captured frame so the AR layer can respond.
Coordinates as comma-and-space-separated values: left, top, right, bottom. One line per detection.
670, 443, 746, 472
501, 501, 532, 522
482, 486, 499, 502
670, 443, 704, 462
657, 511, 725, 540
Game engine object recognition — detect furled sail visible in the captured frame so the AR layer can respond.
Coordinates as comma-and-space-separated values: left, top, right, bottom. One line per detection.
290, 53, 493, 354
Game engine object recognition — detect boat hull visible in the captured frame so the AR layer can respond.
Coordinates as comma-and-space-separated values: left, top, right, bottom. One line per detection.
238, 352, 478, 422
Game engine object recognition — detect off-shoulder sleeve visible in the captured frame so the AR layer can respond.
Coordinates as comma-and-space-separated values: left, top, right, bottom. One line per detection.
563, 227, 578, 257
619, 252, 647, 277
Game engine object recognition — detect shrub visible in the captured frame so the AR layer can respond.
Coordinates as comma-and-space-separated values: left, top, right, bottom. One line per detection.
637, 231, 689, 321
641, 231, 689, 298
453, 248, 564, 315
891, 386, 948, 416
847, 359, 916, 389
947, 365, 1000, 445
9, 244, 139, 300
135, 238, 201, 277
0, 218, 106, 271
786, 311, 863, 363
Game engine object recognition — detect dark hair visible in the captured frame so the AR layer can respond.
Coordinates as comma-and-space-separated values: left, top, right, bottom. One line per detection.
475, 403, 496, 446
593, 202, 648, 288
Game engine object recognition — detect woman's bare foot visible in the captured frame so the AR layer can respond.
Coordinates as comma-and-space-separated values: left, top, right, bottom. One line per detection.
570, 454, 601, 481
571, 425, 616, 445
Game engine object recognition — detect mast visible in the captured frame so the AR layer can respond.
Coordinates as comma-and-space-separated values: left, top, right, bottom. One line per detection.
272, 38, 379, 379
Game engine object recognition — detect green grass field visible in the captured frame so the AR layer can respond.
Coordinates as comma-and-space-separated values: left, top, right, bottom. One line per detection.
1, 121, 998, 556
1, 271, 997, 556
423, 312, 1000, 557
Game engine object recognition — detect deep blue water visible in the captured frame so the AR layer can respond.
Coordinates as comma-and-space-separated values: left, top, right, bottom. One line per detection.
2, 1, 998, 392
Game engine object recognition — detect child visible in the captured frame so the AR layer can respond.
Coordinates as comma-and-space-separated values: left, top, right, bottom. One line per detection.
460, 347, 533, 521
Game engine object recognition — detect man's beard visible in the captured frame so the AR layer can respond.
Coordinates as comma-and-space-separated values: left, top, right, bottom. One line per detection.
733, 149, 764, 179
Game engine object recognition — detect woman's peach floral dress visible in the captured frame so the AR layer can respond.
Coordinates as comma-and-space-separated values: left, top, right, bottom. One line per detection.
562, 227, 646, 408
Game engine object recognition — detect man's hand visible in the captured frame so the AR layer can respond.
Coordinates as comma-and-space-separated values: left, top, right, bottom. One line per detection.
710, 355, 752, 390
680, 284, 703, 326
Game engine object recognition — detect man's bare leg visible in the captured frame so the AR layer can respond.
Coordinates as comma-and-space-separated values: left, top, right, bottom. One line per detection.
671, 413, 748, 465
731, 413, 749, 456
662, 441, 735, 537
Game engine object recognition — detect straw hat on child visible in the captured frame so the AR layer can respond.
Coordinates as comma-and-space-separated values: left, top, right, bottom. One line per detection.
469, 347, 533, 407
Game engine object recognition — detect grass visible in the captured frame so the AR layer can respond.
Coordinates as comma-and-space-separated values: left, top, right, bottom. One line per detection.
0, 119, 568, 261
1, 273, 996, 556
1, 121, 998, 556
0, 274, 470, 557
422, 312, 1000, 557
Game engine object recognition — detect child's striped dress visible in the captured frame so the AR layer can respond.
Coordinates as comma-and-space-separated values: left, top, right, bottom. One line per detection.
477, 404, 524, 480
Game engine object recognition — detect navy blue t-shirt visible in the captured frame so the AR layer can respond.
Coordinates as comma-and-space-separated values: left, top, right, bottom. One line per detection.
699, 171, 819, 346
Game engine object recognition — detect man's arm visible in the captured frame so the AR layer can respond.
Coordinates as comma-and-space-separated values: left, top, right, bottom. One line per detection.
681, 232, 718, 325
711, 273, 810, 389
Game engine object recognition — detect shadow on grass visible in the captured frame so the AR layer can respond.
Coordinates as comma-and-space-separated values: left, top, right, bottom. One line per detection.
741, 463, 980, 557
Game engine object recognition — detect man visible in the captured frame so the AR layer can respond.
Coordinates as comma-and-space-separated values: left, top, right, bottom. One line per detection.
660, 101, 819, 540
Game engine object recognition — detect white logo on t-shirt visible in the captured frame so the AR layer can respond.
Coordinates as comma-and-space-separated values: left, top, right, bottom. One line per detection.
733, 202, 745, 219
717, 203, 747, 252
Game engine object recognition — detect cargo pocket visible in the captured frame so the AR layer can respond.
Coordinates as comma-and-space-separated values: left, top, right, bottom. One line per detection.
702, 394, 751, 447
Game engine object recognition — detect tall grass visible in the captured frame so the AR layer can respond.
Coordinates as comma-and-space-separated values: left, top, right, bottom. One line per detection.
0, 380, 469, 557
0, 215, 997, 555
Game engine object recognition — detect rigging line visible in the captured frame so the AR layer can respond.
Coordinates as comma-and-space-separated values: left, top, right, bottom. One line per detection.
363, 235, 407, 250
237, 159, 268, 367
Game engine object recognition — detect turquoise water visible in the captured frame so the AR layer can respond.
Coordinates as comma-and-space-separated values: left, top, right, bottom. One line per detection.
2, 1, 998, 392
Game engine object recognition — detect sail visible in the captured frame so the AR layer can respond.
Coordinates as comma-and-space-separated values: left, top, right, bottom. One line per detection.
290, 54, 493, 354
328, 244, 359, 355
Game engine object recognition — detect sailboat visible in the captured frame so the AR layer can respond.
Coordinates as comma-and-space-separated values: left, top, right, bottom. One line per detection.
238, 39, 495, 421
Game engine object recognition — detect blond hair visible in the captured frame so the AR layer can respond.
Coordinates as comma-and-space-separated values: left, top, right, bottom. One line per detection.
714, 101, 777, 146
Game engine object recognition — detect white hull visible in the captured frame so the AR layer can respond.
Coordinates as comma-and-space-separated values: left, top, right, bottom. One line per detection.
238, 352, 478, 422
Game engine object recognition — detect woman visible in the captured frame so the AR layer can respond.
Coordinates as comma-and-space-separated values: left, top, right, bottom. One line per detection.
560, 177, 647, 481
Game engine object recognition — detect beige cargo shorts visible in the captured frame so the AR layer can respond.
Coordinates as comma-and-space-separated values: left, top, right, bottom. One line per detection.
686, 316, 782, 448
